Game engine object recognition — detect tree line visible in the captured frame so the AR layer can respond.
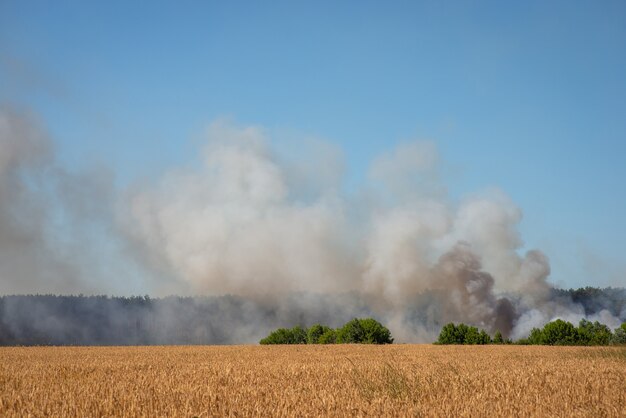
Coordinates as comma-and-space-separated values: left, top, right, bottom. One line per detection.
437, 319, 626, 346
0, 294, 373, 346
0, 287, 623, 346
551, 287, 625, 317
260, 318, 394, 344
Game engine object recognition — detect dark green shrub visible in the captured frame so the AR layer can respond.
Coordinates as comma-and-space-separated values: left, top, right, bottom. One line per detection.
291, 325, 308, 344
493, 330, 504, 344
611, 323, 626, 345
259, 325, 308, 345
437, 323, 491, 345
336, 318, 393, 344
516, 319, 619, 346
337, 318, 365, 343
437, 323, 462, 344
478, 330, 492, 344
527, 327, 545, 345
577, 319, 612, 346
307, 324, 332, 344
260, 319, 393, 345
260, 328, 291, 345
456, 323, 470, 343
463, 326, 481, 344
540, 319, 579, 345
359, 318, 394, 344
318, 329, 337, 344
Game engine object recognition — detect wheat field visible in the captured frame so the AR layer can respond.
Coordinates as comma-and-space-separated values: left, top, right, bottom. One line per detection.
1, 345, 625, 417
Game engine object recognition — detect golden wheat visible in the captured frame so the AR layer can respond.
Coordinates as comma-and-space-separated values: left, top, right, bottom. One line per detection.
1, 345, 624, 417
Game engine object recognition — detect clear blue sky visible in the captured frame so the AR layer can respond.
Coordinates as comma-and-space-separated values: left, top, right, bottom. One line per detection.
1, 1, 625, 288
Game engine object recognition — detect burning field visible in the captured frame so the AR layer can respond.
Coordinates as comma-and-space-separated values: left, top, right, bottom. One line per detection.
1, 344, 625, 417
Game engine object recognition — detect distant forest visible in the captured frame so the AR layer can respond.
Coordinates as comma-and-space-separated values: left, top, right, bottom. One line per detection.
551, 287, 626, 317
0, 287, 624, 346
0, 293, 374, 346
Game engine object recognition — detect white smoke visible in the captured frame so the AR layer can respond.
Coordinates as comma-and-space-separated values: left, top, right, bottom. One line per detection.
121, 118, 618, 339
0, 106, 139, 295
123, 120, 358, 297
1, 108, 622, 341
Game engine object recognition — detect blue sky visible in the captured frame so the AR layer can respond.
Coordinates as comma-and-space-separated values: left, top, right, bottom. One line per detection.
1, 1, 625, 288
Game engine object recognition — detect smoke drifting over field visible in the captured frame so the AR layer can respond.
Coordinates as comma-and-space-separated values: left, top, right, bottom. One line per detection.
0, 106, 624, 343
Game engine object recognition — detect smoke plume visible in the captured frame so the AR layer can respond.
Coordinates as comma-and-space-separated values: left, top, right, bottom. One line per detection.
0, 107, 623, 343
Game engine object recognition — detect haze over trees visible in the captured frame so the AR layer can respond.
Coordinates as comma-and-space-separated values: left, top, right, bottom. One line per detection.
0, 294, 375, 346
0, 287, 624, 346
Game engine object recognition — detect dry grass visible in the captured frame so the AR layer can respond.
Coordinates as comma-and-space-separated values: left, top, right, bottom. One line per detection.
1, 345, 625, 417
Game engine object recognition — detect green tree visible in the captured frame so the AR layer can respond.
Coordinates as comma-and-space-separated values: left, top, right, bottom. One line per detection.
527, 327, 544, 345
359, 318, 394, 344
436, 323, 491, 345
336, 319, 364, 343
259, 326, 308, 345
291, 326, 308, 344
437, 323, 459, 344
463, 326, 491, 345
541, 319, 579, 345
336, 318, 394, 344
260, 328, 293, 345
577, 319, 612, 346
318, 329, 337, 344
493, 330, 504, 344
455, 323, 470, 344
260, 319, 394, 345
463, 326, 481, 344
478, 329, 492, 345
307, 324, 332, 344
611, 323, 626, 345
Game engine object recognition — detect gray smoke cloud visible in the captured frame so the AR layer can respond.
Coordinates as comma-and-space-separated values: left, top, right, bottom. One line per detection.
0, 105, 80, 294
0, 107, 623, 343
118, 118, 623, 340
0, 105, 138, 296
